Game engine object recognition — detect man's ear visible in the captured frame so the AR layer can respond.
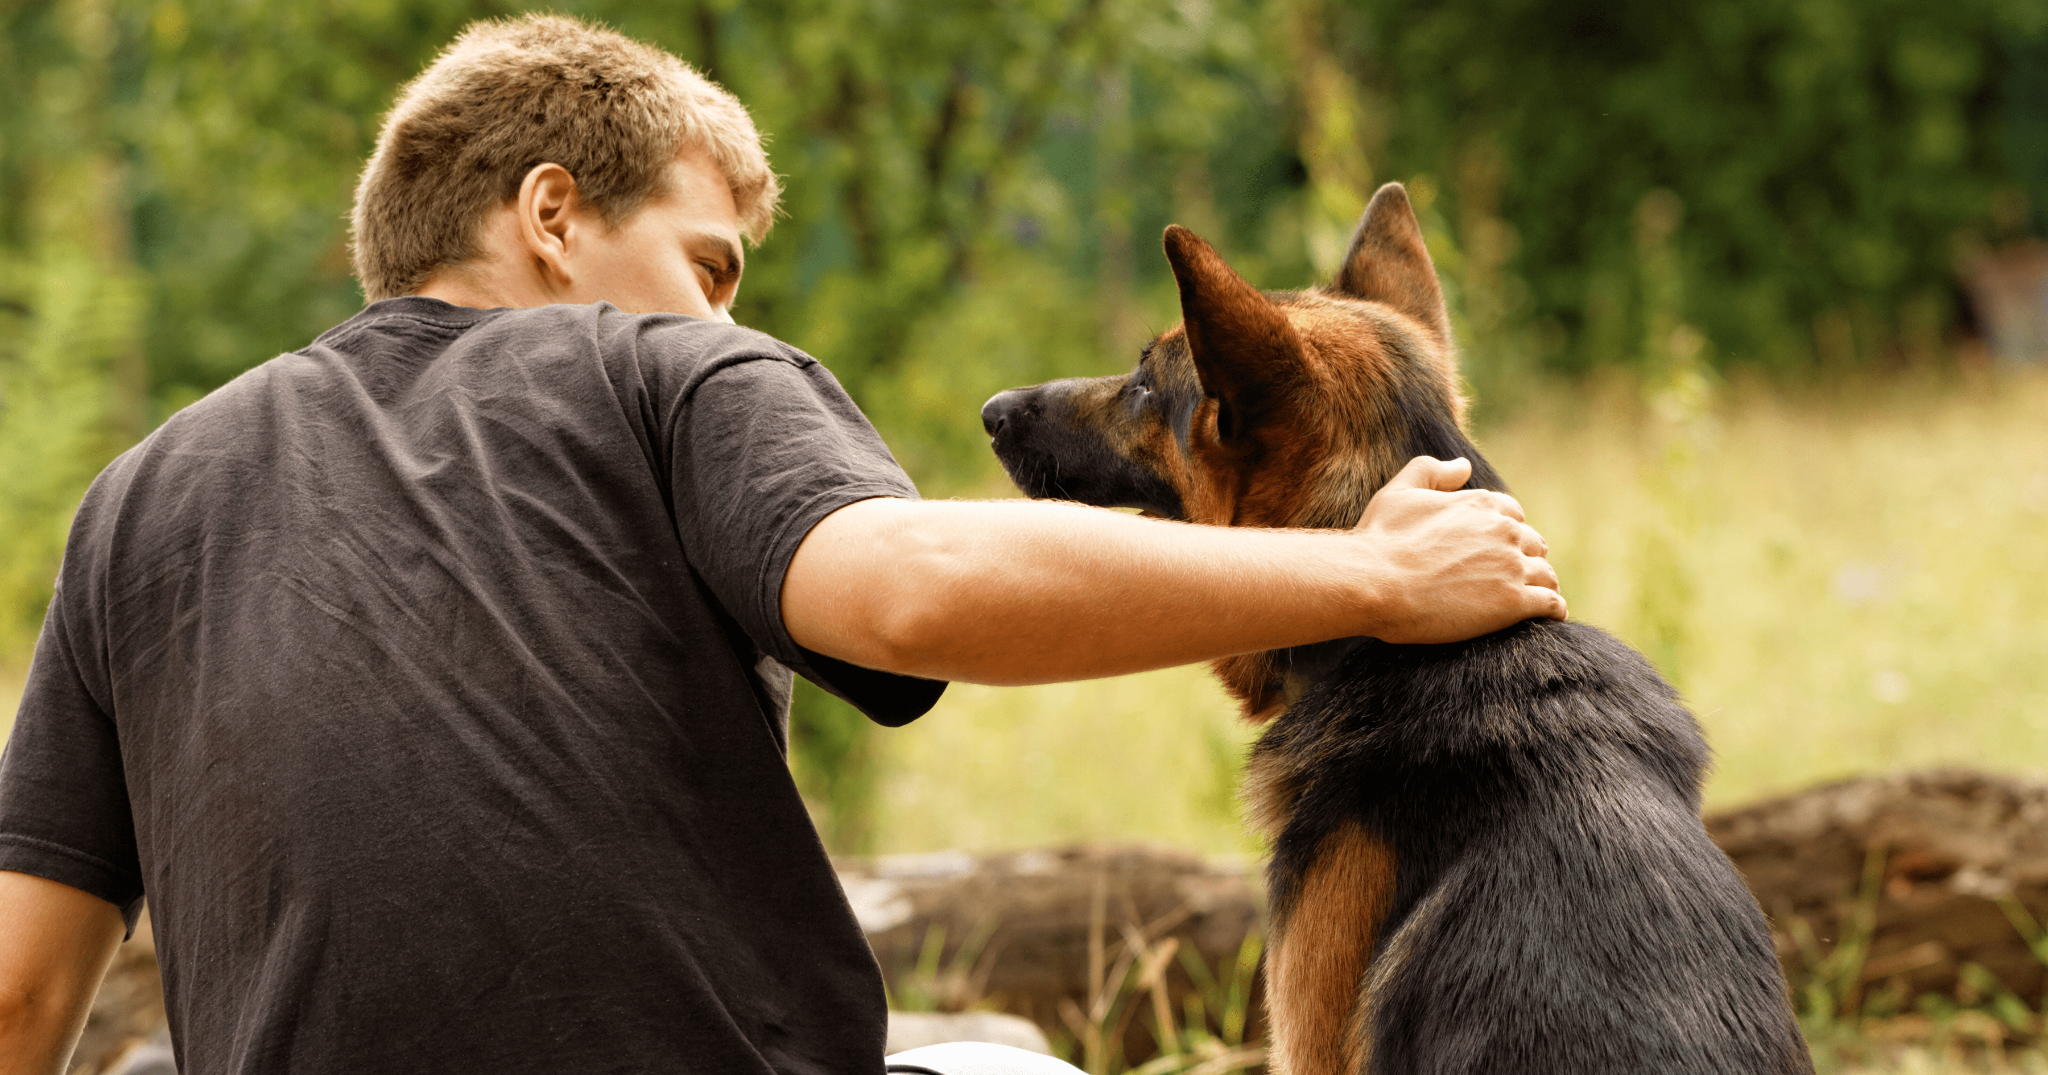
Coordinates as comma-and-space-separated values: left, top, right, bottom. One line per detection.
1163, 225, 1310, 445
515, 162, 581, 292
1330, 182, 1452, 346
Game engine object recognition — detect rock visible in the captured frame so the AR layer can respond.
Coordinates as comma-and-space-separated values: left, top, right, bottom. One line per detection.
69, 911, 168, 1075
884, 1040, 1089, 1072
887, 1011, 1054, 1055
840, 844, 1265, 1063
883, 1040, 1086, 1075
1707, 768, 2048, 1004
66, 769, 2048, 1073
99, 1028, 175, 1075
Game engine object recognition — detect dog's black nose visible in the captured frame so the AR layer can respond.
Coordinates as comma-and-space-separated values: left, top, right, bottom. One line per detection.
981, 390, 1025, 437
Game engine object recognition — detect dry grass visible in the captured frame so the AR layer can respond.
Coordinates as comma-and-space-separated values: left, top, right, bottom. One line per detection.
1831, 1051, 2048, 1074
4, 369, 2043, 843
869, 367, 2048, 849
873, 666, 1262, 855
1492, 367, 2048, 810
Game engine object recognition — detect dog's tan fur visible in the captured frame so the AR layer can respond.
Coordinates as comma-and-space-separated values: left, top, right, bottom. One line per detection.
1264, 821, 1398, 1075
1146, 188, 1466, 717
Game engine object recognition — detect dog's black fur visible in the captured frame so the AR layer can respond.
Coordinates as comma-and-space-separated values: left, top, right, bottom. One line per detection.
1260, 621, 1807, 1072
982, 185, 1811, 1074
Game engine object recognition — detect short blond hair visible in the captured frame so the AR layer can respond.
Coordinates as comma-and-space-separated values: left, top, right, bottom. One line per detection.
350, 14, 779, 302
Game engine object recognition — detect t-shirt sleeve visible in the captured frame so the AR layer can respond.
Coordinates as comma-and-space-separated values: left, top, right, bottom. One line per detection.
667, 354, 946, 727
0, 581, 146, 933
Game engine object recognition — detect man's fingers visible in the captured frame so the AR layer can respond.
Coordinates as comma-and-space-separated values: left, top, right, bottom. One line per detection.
1521, 553, 1567, 622
1358, 454, 1570, 638
1382, 455, 1473, 494
1526, 584, 1569, 622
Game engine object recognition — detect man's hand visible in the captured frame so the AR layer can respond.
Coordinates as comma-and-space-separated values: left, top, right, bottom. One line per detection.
0, 870, 124, 1075
1351, 456, 1566, 645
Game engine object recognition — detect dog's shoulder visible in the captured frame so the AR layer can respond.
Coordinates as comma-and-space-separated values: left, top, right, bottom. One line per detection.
1286, 619, 1706, 785
1247, 619, 1713, 909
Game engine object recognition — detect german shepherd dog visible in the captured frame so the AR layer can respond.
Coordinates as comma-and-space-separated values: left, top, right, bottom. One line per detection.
980, 184, 1812, 1074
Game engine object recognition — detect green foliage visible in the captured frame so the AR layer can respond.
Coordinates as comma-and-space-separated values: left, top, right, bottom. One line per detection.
881, 904, 1265, 1075
1343, 0, 2048, 374
6, 0, 2046, 840
0, 250, 142, 655
1795, 848, 2048, 1071
788, 681, 885, 854
1048, 907, 1264, 1075
0, 0, 150, 654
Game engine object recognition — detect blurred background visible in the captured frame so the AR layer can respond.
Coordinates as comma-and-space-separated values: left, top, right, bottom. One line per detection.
10, 1, 2048, 1071
3, 0, 2047, 876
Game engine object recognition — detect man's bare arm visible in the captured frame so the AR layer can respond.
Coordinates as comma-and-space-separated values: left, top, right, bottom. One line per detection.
0, 871, 124, 1075
784, 456, 1564, 686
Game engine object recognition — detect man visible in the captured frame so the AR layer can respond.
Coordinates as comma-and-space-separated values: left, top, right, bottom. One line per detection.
0, 15, 1562, 1075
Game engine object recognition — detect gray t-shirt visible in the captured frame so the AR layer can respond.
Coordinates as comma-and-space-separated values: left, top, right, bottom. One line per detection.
0, 296, 945, 1075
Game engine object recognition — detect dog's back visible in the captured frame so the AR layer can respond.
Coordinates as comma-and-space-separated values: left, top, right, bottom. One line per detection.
1251, 621, 1811, 1074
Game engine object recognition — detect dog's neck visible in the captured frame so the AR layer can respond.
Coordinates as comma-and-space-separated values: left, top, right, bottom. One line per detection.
1278, 636, 1370, 706
1251, 454, 1515, 719
1218, 439, 1509, 720
1218, 637, 1371, 721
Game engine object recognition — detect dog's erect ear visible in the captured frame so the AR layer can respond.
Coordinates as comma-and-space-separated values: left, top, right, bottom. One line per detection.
1163, 225, 1309, 445
1331, 182, 1452, 346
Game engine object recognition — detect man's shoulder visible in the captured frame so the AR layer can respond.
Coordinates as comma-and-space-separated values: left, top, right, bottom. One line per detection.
298, 296, 811, 371
575, 303, 815, 371
110, 300, 834, 485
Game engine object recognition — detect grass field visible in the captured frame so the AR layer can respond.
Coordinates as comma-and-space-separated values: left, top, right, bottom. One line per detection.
3, 369, 2044, 838
3, 368, 2043, 831
872, 367, 2048, 1073
867, 367, 2048, 854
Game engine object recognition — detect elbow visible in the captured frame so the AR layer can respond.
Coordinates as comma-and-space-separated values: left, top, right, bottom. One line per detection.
860, 612, 933, 678
864, 595, 965, 680
855, 518, 976, 679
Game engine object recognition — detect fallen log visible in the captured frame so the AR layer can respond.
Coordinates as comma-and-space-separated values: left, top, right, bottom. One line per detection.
1709, 768, 2048, 1008
65, 768, 2048, 1072
838, 844, 1267, 1061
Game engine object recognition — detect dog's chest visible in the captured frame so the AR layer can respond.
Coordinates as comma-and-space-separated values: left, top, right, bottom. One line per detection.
1236, 699, 1359, 845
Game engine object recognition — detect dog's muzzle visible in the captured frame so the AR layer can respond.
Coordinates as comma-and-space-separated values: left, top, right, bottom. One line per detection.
980, 388, 1033, 439
978, 383, 1184, 518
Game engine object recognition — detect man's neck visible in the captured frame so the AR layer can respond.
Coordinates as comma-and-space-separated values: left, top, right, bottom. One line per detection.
413, 241, 558, 311
413, 274, 541, 311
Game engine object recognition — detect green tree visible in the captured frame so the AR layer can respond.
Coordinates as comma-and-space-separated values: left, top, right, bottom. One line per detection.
0, 0, 1303, 850
7, 0, 2046, 848
1339, 0, 2048, 375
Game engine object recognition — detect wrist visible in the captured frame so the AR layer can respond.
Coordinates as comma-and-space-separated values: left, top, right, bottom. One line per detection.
1333, 536, 1400, 642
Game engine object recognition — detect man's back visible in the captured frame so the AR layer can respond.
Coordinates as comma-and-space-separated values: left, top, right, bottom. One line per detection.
0, 16, 1569, 1075
0, 297, 939, 1074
